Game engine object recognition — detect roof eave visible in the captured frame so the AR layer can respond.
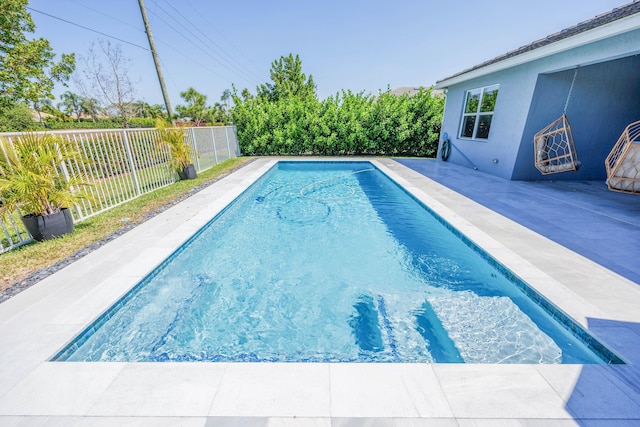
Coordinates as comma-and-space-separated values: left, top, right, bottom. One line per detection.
434, 13, 640, 90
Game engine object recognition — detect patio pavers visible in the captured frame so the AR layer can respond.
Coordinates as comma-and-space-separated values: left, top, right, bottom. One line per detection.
0, 157, 639, 425
396, 158, 640, 285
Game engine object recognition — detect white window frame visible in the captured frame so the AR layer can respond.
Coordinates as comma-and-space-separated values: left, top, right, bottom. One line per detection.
459, 84, 499, 140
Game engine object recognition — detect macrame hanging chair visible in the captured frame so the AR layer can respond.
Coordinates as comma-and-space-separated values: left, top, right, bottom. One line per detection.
605, 119, 640, 194
534, 67, 582, 175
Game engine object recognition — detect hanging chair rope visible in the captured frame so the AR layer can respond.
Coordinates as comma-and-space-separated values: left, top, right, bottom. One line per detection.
534, 67, 581, 175
563, 66, 579, 115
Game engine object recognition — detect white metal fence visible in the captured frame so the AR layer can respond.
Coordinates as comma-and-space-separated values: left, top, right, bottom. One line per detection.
0, 126, 239, 254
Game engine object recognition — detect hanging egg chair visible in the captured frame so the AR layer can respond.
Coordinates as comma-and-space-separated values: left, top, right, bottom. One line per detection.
605, 119, 640, 194
533, 67, 582, 175
534, 114, 581, 174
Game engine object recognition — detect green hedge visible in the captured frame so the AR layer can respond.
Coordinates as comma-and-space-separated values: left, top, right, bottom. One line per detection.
43, 117, 156, 130
232, 88, 443, 157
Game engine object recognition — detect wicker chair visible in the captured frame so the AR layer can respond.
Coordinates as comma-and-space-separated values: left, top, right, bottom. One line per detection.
534, 114, 581, 174
606, 119, 640, 194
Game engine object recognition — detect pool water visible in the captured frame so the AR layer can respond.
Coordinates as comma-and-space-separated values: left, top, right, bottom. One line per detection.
55, 162, 619, 363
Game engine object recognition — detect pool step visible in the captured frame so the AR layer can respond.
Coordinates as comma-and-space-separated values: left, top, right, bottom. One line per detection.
350, 294, 463, 362
375, 296, 400, 361
414, 300, 463, 363
349, 295, 384, 352
348, 294, 399, 360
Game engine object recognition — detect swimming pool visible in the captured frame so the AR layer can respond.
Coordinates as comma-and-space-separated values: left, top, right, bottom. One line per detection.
54, 161, 621, 364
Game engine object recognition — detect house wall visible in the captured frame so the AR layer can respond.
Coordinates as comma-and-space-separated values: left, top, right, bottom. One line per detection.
512, 55, 640, 180
437, 28, 640, 181
438, 66, 539, 179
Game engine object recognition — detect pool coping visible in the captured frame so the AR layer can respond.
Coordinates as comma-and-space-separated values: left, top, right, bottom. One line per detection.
0, 157, 639, 425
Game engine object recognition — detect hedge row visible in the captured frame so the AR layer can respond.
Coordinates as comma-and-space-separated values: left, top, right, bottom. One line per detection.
232, 88, 444, 157
43, 117, 156, 130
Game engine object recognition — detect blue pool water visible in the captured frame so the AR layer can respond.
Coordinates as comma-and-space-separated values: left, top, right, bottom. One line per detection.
55, 161, 621, 364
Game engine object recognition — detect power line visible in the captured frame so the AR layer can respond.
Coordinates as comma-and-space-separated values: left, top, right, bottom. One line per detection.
182, 0, 265, 80
160, 0, 263, 83
67, 0, 144, 33
144, 7, 234, 79
158, 56, 180, 92
27, 3, 260, 101
26, 7, 150, 51
26, 4, 220, 101
146, 0, 259, 86
157, 0, 261, 83
154, 38, 234, 83
56, 2, 230, 92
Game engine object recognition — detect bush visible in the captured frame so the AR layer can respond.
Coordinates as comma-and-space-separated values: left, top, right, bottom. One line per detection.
0, 104, 43, 132
43, 117, 156, 130
232, 87, 443, 157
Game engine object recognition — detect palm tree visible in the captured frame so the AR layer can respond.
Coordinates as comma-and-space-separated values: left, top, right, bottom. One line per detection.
220, 89, 233, 124
210, 102, 226, 124
58, 91, 82, 121
132, 101, 166, 119
80, 97, 101, 122
221, 89, 232, 113
147, 103, 166, 119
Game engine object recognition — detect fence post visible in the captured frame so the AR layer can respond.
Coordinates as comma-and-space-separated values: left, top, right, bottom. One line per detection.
122, 129, 141, 196
210, 127, 219, 165
189, 127, 201, 172
58, 159, 84, 221
224, 126, 232, 159
232, 126, 240, 156
52, 137, 85, 221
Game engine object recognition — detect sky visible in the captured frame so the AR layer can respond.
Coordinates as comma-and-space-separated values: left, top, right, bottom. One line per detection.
28, 0, 629, 110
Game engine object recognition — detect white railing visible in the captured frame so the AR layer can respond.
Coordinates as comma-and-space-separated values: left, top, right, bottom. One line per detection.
0, 208, 31, 253
0, 126, 239, 254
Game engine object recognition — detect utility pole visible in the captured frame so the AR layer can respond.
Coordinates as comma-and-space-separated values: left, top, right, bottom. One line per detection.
137, 0, 174, 123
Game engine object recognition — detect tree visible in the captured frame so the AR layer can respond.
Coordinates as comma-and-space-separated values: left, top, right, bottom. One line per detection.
37, 98, 67, 121
221, 89, 232, 112
231, 54, 443, 156
76, 39, 136, 127
33, 97, 52, 125
209, 102, 227, 124
176, 87, 209, 124
131, 101, 165, 119
240, 88, 253, 102
0, 103, 37, 132
80, 97, 101, 122
257, 53, 316, 102
218, 89, 233, 123
58, 91, 82, 121
0, 0, 75, 125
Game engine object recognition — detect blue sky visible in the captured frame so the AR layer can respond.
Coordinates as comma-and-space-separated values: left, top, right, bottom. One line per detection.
28, 0, 627, 108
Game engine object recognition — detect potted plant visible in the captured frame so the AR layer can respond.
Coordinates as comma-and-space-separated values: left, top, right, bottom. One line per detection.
156, 120, 198, 180
0, 133, 92, 241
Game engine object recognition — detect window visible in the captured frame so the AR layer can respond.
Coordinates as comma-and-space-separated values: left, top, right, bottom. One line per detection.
460, 85, 499, 139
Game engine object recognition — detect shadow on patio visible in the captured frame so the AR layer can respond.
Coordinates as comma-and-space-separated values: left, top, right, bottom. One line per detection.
396, 158, 640, 285
558, 318, 640, 424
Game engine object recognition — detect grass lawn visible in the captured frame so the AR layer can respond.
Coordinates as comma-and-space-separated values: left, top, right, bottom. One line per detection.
0, 157, 252, 293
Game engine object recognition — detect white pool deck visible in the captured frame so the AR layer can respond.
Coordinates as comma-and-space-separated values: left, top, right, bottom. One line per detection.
1, 158, 639, 426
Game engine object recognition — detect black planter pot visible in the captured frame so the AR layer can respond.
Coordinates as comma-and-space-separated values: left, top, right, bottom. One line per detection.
178, 164, 197, 180
21, 208, 74, 241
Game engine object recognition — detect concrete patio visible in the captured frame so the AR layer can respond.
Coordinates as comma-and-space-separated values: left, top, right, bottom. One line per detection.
0, 158, 639, 426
